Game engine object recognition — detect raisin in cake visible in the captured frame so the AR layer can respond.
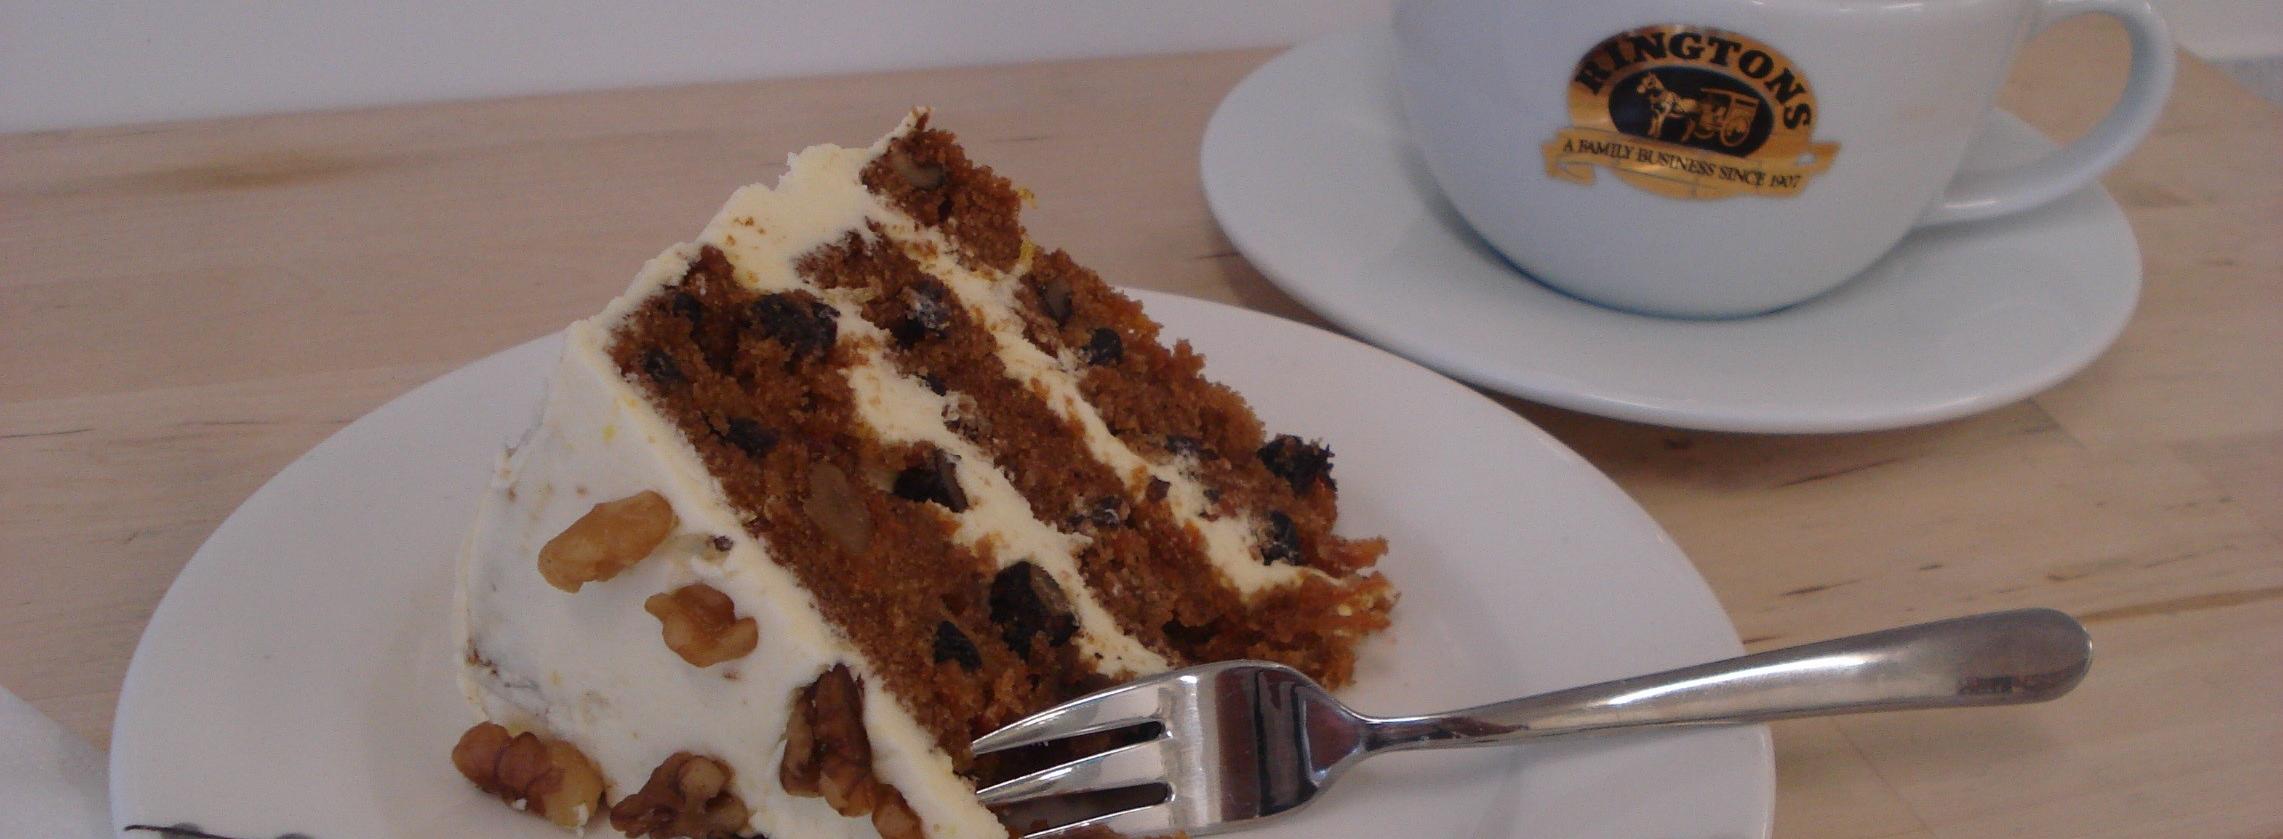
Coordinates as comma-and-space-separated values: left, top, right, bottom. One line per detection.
452, 111, 1395, 839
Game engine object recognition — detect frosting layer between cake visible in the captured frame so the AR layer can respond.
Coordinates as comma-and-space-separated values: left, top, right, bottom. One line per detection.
456, 112, 1393, 839
459, 250, 1007, 839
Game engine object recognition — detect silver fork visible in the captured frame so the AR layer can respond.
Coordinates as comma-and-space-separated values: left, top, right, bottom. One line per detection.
973, 608, 2090, 838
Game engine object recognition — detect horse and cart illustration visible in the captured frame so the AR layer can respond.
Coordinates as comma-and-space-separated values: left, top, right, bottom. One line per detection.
1635, 74, 1759, 148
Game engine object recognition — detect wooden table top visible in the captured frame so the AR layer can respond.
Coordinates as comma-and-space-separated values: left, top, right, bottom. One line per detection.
4, 18, 2277, 839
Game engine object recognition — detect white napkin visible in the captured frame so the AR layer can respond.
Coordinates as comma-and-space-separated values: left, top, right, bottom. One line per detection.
0, 682, 110, 839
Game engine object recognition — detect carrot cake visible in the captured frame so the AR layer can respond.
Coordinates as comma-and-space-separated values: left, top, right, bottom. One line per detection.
451, 111, 1395, 839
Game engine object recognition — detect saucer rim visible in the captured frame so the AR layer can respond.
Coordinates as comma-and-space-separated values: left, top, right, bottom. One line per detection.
1200, 26, 2142, 434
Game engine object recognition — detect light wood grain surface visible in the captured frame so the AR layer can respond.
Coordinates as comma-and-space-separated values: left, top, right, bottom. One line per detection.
3, 18, 2278, 839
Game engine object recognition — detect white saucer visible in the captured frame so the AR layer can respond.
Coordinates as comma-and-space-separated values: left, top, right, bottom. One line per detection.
1202, 27, 2142, 433
109, 291, 1771, 839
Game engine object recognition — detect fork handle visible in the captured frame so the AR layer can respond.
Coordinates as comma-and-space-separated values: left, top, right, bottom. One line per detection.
1362, 608, 2090, 752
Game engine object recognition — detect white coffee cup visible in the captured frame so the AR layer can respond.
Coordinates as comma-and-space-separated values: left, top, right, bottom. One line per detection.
1392, 0, 2174, 318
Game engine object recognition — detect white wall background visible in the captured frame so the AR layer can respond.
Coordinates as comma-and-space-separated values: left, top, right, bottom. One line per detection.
0, 1, 1395, 132
3, 0, 2277, 133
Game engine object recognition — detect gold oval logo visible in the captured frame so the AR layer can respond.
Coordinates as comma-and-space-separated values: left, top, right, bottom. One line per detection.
1542, 26, 1839, 200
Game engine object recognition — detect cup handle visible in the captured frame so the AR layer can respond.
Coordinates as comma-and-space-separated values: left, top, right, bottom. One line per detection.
1917, 0, 2175, 227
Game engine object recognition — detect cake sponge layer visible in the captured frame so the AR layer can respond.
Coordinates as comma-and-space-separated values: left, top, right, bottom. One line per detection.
456, 111, 1393, 838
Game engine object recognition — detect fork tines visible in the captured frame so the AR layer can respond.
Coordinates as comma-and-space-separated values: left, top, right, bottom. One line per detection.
973, 678, 1183, 838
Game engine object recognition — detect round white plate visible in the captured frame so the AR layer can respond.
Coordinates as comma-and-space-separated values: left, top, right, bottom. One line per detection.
1202, 27, 2142, 433
110, 290, 1771, 839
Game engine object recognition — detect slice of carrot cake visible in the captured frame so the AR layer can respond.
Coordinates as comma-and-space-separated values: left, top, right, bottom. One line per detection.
452, 110, 1395, 839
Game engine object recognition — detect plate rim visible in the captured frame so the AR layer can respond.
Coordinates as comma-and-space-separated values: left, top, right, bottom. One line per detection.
109, 288, 1775, 838
1200, 25, 2142, 434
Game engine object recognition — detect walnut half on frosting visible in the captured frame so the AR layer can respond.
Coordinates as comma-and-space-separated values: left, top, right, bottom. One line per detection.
776, 664, 930, 837
645, 582, 760, 667
451, 722, 604, 829
779, 664, 879, 815
608, 752, 752, 839
537, 490, 678, 593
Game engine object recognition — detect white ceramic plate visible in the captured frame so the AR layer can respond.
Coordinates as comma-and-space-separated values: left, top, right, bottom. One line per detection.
1202, 27, 2142, 433
110, 290, 1771, 839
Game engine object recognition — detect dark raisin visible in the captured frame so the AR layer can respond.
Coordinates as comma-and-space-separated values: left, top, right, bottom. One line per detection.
640, 348, 685, 386
932, 621, 983, 671
1203, 487, 1222, 504
1082, 496, 1127, 528
892, 448, 969, 512
709, 534, 735, 552
1162, 619, 1218, 648
910, 284, 952, 332
1081, 328, 1123, 366
752, 293, 839, 358
724, 418, 779, 459
989, 562, 1078, 653
1260, 510, 1303, 565
1036, 276, 1074, 325
889, 284, 952, 346
1145, 478, 1171, 502
1163, 435, 1205, 457
1257, 435, 1334, 493
668, 289, 705, 324
920, 373, 948, 395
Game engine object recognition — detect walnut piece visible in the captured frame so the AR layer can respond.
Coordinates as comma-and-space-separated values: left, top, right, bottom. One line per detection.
803, 463, 873, 555
871, 785, 926, 839
778, 677, 822, 796
812, 664, 881, 817
644, 583, 760, 667
608, 752, 752, 839
538, 490, 678, 592
778, 665, 878, 815
774, 667, 930, 835
451, 722, 604, 828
